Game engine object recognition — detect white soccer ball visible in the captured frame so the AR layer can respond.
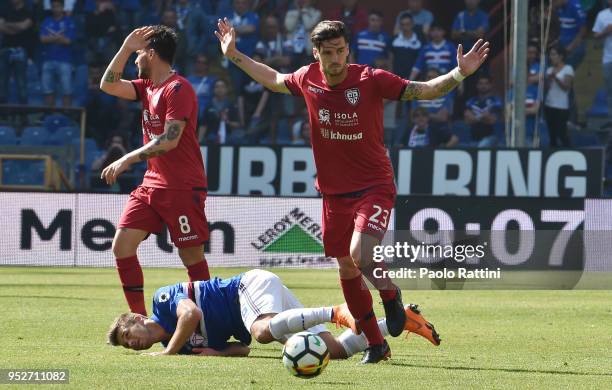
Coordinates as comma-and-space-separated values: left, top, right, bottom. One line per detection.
282, 331, 330, 378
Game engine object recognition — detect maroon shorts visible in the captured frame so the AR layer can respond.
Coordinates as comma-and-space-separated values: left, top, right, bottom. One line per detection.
118, 186, 209, 248
322, 183, 396, 258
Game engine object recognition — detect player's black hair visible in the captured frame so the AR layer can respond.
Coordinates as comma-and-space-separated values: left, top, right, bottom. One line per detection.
369, 9, 384, 18
50, 0, 64, 5
146, 25, 177, 65
310, 20, 350, 49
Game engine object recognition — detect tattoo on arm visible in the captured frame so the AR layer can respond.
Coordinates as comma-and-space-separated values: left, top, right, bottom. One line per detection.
403, 82, 426, 100
166, 123, 181, 141
138, 149, 167, 161
230, 55, 242, 64
103, 70, 122, 83
435, 76, 460, 95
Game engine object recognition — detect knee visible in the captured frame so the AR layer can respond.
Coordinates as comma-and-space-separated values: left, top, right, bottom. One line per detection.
112, 232, 139, 259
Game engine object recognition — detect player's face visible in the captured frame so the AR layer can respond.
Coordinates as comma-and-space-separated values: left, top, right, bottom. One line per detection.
117, 319, 154, 350
135, 49, 152, 79
314, 37, 349, 77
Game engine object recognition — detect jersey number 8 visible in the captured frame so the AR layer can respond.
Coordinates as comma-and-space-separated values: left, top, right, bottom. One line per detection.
178, 215, 191, 234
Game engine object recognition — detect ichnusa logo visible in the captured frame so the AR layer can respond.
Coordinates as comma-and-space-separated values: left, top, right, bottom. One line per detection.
250, 208, 333, 266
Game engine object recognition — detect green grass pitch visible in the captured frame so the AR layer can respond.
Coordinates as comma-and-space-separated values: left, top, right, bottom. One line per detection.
1, 267, 611, 389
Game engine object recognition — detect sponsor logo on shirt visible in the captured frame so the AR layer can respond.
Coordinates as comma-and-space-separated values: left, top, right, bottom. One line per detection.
318, 108, 331, 125
345, 88, 360, 105
308, 85, 325, 94
334, 111, 359, 127
368, 222, 384, 232
320, 128, 363, 141
178, 234, 199, 242
142, 109, 162, 139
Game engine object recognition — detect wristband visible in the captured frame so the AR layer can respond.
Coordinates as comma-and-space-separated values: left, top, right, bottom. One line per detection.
451, 67, 466, 82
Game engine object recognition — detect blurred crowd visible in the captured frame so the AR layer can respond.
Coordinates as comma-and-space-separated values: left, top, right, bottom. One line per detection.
0, 0, 610, 155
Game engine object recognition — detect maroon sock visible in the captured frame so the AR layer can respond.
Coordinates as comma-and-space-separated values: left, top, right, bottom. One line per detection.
340, 273, 384, 346
186, 260, 211, 282
116, 255, 147, 316
361, 261, 398, 303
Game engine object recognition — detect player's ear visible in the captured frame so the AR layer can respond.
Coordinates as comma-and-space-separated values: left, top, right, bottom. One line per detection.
312, 47, 319, 61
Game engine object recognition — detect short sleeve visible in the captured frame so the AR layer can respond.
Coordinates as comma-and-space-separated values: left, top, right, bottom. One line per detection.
592, 14, 603, 33
151, 287, 189, 335
565, 65, 575, 78
165, 79, 194, 122
131, 78, 148, 103
284, 65, 309, 96
372, 68, 409, 101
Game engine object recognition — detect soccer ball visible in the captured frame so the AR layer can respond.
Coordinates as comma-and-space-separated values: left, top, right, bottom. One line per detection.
282, 331, 330, 378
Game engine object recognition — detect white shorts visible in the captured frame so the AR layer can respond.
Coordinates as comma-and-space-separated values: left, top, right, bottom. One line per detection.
238, 269, 327, 336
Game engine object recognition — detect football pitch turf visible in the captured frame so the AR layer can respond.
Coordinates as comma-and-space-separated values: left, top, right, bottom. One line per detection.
1, 267, 611, 389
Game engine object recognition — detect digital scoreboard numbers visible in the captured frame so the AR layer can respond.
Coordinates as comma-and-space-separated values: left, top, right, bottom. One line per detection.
391, 196, 586, 288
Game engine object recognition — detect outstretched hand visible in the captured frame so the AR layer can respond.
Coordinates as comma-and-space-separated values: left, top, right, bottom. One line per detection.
457, 39, 490, 77
214, 18, 237, 56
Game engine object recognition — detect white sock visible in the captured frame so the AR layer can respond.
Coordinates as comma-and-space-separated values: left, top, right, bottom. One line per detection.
338, 319, 389, 357
268, 307, 333, 340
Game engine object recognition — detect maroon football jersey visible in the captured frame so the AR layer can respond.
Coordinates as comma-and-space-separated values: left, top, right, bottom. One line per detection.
285, 63, 408, 194
132, 73, 207, 190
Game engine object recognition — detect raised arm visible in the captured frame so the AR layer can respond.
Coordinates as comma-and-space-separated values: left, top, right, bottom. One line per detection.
402, 39, 489, 101
100, 26, 155, 100
215, 18, 290, 94
100, 119, 186, 185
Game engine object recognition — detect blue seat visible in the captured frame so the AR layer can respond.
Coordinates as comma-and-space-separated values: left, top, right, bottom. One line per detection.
71, 137, 100, 170
43, 114, 76, 133
20, 127, 50, 145
47, 126, 80, 145
587, 88, 608, 118
0, 126, 17, 145
571, 131, 601, 147
1, 159, 45, 185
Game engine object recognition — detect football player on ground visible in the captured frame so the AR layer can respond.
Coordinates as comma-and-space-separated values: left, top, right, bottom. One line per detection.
107, 269, 439, 358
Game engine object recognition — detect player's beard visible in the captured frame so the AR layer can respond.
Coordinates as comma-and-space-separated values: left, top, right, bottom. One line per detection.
138, 64, 151, 79
325, 63, 346, 78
